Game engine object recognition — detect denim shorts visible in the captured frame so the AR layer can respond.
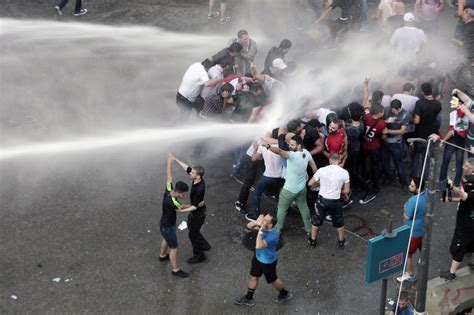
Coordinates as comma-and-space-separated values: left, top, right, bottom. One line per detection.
160, 225, 178, 249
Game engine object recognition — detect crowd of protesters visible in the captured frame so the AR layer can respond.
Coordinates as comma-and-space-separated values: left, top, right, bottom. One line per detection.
162, 1, 474, 312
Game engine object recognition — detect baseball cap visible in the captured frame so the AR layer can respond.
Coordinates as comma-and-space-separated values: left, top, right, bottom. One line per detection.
403, 12, 415, 22
272, 58, 287, 70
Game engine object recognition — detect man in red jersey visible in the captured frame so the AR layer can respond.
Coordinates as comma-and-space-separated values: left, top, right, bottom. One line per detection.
324, 119, 348, 166
359, 103, 387, 204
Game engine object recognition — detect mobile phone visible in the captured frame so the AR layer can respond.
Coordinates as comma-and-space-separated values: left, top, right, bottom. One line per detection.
450, 95, 460, 108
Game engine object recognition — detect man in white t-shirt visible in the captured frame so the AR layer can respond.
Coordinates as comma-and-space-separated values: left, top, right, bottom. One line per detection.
308, 153, 350, 248
246, 144, 284, 220
176, 62, 223, 119
389, 13, 427, 64
200, 57, 232, 100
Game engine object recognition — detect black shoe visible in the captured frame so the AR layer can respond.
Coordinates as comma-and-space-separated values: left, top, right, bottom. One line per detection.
359, 194, 376, 204
234, 296, 255, 307
338, 239, 346, 248
440, 270, 456, 281
172, 269, 189, 278
342, 199, 353, 209
245, 213, 258, 221
234, 201, 245, 213
201, 243, 212, 251
308, 238, 317, 248
73, 8, 87, 16
159, 254, 169, 262
187, 256, 205, 264
273, 292, 293, 304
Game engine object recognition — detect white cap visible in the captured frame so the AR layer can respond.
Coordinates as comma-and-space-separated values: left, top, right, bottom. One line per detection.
403, 12, 415, 22
272, 58, 287, 70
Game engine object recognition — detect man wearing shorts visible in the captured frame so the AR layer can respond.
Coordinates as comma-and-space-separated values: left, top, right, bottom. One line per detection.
235, 214, 292, 307
308, 153, 350, 248
397, 177, 427, 282
159, 154, 195, 278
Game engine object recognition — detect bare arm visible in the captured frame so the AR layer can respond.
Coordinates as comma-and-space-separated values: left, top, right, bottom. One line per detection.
204, 77, 223, 87
308, 159, 317, 174
386, 125, 407, 136
267, 145, 290, 159
179, 205, 197, 212
252, 150, 262, 162
255, 227, 268, 249
173, 156, 189, 171
309, 137, 324, 156
413, 114, 420, 125
308, 176, 320, 188
167, 153, 173, 183
363, 78, 370, 108
342, 181, 350, 195
452, 186, 468, 201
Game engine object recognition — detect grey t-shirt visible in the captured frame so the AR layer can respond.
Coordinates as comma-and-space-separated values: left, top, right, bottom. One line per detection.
384, 108, 411, 143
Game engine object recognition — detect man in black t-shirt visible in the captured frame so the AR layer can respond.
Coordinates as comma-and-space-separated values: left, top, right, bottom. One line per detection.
440, 179, 474, 280
172, 155, 211, 264
202, 42, 243, 76
410, 82, 442, 181
159, 154, 194, 278
310, 0, 353, 41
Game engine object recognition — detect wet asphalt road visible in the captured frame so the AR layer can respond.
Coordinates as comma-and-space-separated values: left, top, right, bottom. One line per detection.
0, 0, 463, 313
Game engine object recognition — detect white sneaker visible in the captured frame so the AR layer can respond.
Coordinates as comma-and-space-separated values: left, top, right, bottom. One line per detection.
396, 273, 416, 282
54, 6, 62, 15
74, 9, 88, 16
325, 215, 332, 221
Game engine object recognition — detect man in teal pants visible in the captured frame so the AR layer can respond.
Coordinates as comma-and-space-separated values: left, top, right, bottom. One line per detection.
261, 135, 317, 238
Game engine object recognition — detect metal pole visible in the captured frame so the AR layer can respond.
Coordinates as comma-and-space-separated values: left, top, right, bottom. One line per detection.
380, 278, 388, 315
380, 219, 395, 315
415, 139, 439, 311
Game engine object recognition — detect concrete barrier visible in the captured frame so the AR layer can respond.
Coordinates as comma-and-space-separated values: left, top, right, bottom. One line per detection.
426, 266, 474, 314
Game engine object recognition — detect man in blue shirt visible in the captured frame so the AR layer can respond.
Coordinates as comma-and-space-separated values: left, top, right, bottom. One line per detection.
235, 214, 292, 307
388, 291, 414, 315
397, 177, 428, 282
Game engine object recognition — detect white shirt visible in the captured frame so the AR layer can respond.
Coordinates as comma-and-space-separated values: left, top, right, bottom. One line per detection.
316, 108, 335, 126
200, 64, 223, 99
391, 93, 419, 115
390, 26, 426, 63
178, 63, 210, 102
257, 144, 283, 178
313, 164, 350, 200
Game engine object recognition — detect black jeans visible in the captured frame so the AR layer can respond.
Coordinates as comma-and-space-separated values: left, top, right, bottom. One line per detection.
176, 92, 203, 120
360, 149, 381, 195
345, 150, 365, 190
188, 210, 209, 260
237, 155, 261, 206
57, 0, 82, 13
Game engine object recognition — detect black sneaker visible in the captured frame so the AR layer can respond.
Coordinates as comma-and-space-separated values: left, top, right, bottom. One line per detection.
187, 256, 205, 264
201, 243, 212, 251
234, 295, 255, 307
159, 254, 169, 262
440, 270, 456, 281
245, 213, 258, 221
338, 239, 346, 248
172, 269, 189, 278
273, 292, 293, 304
342, 199, 353, 209
234, 201, 244, 213
308, 238, 317, 248
359, 194, 376, 204
73, 8, 88, 16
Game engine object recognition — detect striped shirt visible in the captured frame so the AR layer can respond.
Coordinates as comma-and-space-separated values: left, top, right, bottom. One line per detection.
200, 91, 225, 120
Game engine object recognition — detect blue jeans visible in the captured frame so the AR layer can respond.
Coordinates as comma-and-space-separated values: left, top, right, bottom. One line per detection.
411, 142, 430, 181
439, 143, 465, 187
251, 176, 282, 216
381, 142, 407, 186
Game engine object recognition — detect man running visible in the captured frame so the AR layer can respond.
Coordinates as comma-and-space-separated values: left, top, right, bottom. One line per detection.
235, 214, 292, 307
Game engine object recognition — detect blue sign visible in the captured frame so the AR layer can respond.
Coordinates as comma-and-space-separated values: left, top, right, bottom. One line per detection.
365, 225, 411, 283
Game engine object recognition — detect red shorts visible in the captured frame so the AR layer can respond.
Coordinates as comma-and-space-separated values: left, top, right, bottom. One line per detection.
408, 236, 423, 258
